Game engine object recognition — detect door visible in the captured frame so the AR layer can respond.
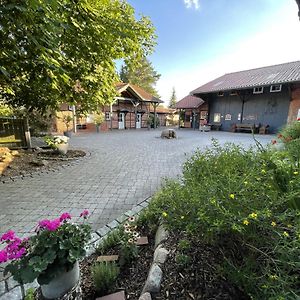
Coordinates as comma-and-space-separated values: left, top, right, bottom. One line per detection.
136, 113, 141, 129
118, 113, 125, 129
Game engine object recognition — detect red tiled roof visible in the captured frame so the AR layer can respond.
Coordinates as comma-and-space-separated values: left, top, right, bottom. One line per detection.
191, 61, 300, 94
116, 82, 163, 103
175, 95, 204, 109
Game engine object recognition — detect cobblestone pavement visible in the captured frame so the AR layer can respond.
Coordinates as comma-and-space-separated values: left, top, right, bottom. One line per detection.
0, 129, 274, 237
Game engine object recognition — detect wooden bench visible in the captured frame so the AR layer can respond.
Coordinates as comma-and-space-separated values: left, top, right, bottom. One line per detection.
234, 124, 255, 133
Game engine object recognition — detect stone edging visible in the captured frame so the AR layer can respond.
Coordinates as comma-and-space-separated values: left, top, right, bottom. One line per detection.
139, 225, 169, 300
0, 195, 151, 299
0, 150, 92, 184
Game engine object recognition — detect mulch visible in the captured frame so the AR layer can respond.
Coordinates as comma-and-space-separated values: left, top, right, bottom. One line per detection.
80, 228, 249, 300
1, 148, 86, 178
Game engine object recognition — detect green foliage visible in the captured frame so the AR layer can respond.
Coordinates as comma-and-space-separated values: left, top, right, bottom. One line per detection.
0, 0, 156, 113
15, 109, 54, 136
62, 114, 73, 131
277, 121, 300, 163
177, 239, 191, 252
146, 139, 300, 299
93, 112, 105, 125
95, 218, 139, 268
92, 262, 119, 295
119, 56, 161, 97
96, 229, 123, 255
0, 101, 13, 117
175, 253, 191, 268
147, 114, 160, 128
168, 87, 177, 108
119, 242, 138, 268
24, 288, 35, 300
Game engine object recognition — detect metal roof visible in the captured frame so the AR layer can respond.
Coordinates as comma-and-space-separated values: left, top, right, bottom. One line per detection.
191, 61, 300, 94
175, 95, 204, 109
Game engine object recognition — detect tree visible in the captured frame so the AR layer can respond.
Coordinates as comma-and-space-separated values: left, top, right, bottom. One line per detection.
119, 56, 161, 97
0, 0, 156, 113
169, 87, 177, 108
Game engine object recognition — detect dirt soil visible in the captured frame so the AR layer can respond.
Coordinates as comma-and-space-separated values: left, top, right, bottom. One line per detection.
1, 148, 86, 178
79, 227, 249, 300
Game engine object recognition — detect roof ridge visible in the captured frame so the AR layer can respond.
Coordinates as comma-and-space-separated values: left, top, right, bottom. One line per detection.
223, 60, 300, 76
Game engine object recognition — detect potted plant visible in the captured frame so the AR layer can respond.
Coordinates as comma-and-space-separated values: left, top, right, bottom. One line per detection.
45, 135, 70, 155
94, 112, 105, 133
62, 114, 73, 137
0, 211, 91, 299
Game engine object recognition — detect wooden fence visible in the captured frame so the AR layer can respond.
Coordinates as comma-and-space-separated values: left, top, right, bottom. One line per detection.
0, 118, 31, 148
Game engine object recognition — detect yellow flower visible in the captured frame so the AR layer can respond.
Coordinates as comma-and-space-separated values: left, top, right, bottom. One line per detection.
243, 219, 249, 226
261, 169, 266, 174
162, 212, 168, 217
180, 216, 185, 219
287, 224, 292, 228
269, 275, 278, 281
293, 171, 299, 175
249, 212, 258, 219
244, 181, 248, 185
229, 194, 235, 199
271, 221, 276, 227
283, 231, 289, 237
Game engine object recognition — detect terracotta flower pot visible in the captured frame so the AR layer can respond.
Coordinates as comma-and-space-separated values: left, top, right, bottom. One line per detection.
40, 261, 80, 299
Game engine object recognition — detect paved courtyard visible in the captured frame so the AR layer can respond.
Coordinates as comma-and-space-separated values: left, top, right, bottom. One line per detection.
0, 129, 274, 238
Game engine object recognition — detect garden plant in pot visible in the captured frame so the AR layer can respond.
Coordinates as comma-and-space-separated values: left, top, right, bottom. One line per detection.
45, 135, 70, 155
62, 114, 73, 137
0, 211, 91, 299
94, 112, 105, 133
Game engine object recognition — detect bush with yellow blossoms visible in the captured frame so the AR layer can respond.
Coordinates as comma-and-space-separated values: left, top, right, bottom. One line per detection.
144, 137, 300, 299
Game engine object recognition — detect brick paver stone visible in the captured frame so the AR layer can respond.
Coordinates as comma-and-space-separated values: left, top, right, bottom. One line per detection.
0, 130, 273, 237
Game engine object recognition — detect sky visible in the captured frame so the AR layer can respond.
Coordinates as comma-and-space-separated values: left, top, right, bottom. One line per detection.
126, 0, 300, 105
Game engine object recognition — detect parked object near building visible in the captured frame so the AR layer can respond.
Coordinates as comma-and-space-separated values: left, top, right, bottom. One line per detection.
190, 61, 300, 133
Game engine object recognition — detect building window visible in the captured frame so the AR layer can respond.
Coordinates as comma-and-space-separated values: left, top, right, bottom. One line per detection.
217, 91, 224, 97
253, 87, 264, 94
184, 114, 190, 122
105, 112, 110, 121
270, 84, 282, 92
230, 91, 238, 96
213, 113, 221, 123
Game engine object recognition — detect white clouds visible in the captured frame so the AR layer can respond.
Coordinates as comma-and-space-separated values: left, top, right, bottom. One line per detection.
183, 0, 200, 10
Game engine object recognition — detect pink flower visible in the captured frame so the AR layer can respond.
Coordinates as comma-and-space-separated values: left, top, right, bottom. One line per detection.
80, 210, 89, 218
0, 249, 8, 263
6, 238, 22, 253
39, 219, 61, 231
8, 247, 26, 260
59, 213, 72, 222
1, 230, 15, 242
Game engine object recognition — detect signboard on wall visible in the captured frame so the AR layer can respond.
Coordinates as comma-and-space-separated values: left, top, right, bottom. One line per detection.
225, 114, 232, 121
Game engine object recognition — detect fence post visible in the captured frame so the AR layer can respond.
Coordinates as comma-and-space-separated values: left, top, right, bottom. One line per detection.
24, 118, 32, 149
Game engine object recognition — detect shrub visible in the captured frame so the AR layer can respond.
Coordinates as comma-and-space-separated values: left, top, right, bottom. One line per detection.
92, 262, 119, 295
96, 229, 123, 255
146, 140, 300, 299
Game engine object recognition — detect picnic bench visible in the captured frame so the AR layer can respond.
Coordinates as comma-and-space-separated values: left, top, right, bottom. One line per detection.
234, 124, 255, 133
